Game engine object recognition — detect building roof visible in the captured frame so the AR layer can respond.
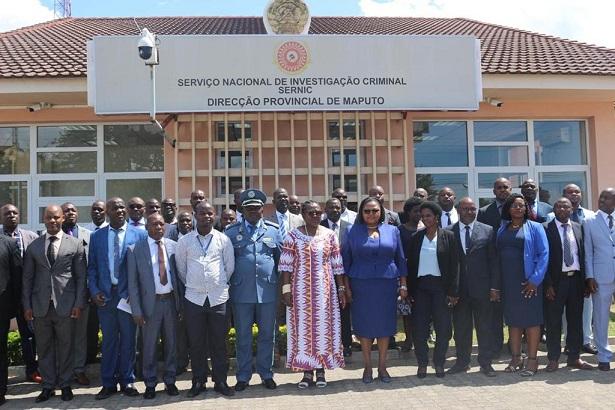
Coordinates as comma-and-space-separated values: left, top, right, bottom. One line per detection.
1, 16, 615, 79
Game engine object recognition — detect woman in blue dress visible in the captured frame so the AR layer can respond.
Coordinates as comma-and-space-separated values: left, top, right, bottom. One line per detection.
342, 197, 407, 384
497, 193, 549, 376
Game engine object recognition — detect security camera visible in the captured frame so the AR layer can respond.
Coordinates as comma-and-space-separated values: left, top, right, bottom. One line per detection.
138, 28, 158, 65
487, 98, 503, 107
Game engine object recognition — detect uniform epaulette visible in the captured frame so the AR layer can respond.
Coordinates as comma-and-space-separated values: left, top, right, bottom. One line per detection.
263, 220, 279, 228
224, 221, 242, 231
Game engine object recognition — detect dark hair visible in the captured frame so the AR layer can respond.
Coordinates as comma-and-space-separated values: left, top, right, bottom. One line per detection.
419, 201, 443, 223
403, 197, 423, 217
300, 200, 320, 215
500, 193, 529, 221
356, 197, 385, 225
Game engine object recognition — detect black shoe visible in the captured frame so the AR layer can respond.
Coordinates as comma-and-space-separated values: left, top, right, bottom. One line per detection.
417, 366, 427, 379
143, 387, 156, 400
343, 347, 352, 357
262, 378, 277, 390
214, 382, 234, 396
598, 362, 610, 371
435, 366, 445, 378
583, 343, 598, 355
446, 363, 470, 374
187, 383, 205, 398
234, 381, 248, 392
61, 387, 73, 401
120, 383, 140, 397
165, 384, 179, 396
95, 386, 117, 400
480, 365, 497, 377
35, 388, 55, 403
0, 395, 5, 406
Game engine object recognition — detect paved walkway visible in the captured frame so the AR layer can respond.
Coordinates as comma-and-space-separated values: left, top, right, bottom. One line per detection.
3, 348, 614, 409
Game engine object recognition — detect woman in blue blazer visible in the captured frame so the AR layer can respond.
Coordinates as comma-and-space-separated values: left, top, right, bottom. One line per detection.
497, 193, 549, 376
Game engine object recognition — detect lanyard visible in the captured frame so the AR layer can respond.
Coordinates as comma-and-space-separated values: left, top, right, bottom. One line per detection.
196, 234, 213, 257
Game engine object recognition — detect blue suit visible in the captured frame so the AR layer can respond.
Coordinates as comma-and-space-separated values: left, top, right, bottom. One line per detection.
87, 224, 147, 388
225, 219, 281, 383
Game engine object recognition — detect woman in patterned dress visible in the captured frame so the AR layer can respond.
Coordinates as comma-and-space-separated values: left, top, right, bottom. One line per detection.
279, 200, 347, 388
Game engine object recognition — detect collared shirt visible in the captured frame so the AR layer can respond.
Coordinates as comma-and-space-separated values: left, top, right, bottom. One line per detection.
129, 217, 146, 231
46, 232, 62, 307
3, 228, 24, 257
340, 208, 357, 224
276, 210, 291, 231
597, 209, 615, 233
555, 219, 581, 271
417, 234, 441, 277
147, 237, 173, 294
84, 221, 109, 232
459, 221, 474, 254
108, 223, 127, 285
440, 207, 459, 227
176, 229, 234, 307
327, 219, 341, 237
495, 199, 505, 215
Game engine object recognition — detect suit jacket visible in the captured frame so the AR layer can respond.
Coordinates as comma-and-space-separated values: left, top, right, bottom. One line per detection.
384, 208, 401, 226
87, 225, 148, 300
22, 234, 87, 318
265, 212, 303, 231
447, 221, 500, 299
543, 219, 585, 290
406, 228, 459, 297
583, 212, 615, 285
127, 237, 181, 319
164, 223, 179, 241
44, 225, 91, 259
320, 219, 350, 248
477, 201, 502, 232
532, 201, 553, 223
0, 235, 21, 318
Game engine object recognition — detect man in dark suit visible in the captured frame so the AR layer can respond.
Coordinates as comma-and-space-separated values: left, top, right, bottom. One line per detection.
477, 177, 511, 356
22, 205, 87, 403
521, 178, 552, 223
321, 198, 353, 357
447, 197, 500, 377
368, 185, 401, 226
127, 214, 181, 399
543, 198, 594, 371
0, 233, 21, 406
1, 204, 41, 383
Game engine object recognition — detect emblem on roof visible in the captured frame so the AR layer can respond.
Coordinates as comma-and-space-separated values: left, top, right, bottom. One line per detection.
264, 0, 311, 35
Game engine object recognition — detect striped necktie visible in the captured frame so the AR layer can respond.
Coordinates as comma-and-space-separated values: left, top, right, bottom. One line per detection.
278, 213, 287, 239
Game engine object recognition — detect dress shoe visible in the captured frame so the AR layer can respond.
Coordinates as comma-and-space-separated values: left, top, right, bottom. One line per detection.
187, 383, 205, 398
597, 362, 610, 371
377, 370, 392, 383
214, 382, 234, 396
567, 359, 595, 370
446, 363, 470, 374
480, 365, 497, 377
143, 387, 156, 400
120, 383, 140, 397
74, 372, 90, 386
435, 366, 445, 378
0, 395, 6, 406
61, 387, 73, 401
165, 384, 179, 396
95, 386, 117, 400
343, 347, 353, 357
545, 360, 559, 372
27, 371, 42, 384
417, 366, 427, 379
35, 388, 55, 403
362, 369, 373, 384
582, 343, 598, 355
262, 378, 277, 389
234, 381, 248, 392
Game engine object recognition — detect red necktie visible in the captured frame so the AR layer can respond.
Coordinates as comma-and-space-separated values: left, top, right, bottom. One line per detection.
156, 240, 168, 286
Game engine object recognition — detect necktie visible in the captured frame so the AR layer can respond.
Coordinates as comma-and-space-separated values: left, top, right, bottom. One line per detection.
14, 232, 23, 258
47, 236, 57, 266
279, 214, 287, 239
570, 209, 580, 223
464, 225, 472, 253
332, 222, 338, 232
562, 223, 574, 267
529, 206, 537, 221
445, 212, 452, 226
113, 228, 121, 279
609, 215, 614, 231
156, 240, 168, 286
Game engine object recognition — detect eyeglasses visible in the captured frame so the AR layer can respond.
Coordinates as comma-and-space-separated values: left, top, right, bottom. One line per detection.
334, 195, 348, 200
306, 211, 323, 216
510, 204, 526, 209
363, 209, 380, 214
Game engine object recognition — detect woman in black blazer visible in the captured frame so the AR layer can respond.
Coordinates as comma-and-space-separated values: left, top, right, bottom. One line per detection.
406, 201, 459, 379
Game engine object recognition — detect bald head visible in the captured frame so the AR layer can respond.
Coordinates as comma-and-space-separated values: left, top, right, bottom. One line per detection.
368, 185, 385, 204
44, 205, 64, 235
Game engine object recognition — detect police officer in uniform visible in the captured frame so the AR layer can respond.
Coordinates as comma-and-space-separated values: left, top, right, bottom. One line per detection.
225, 189, 281, 392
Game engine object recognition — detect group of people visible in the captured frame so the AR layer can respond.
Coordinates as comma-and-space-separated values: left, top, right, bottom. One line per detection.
0, 179, 614, 405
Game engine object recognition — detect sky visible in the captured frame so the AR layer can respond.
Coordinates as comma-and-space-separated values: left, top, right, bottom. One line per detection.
1, 0, 615, 48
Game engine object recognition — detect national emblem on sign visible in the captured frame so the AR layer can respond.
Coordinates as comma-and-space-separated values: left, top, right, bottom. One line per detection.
276, 41, 309, 74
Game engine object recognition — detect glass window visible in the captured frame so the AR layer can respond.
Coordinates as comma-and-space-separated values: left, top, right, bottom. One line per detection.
475, 146, 528, 167
0, 181, 28, 223
534, 121, 587, 166
37, 126, 97, 148
474, 121, 527, 142
218, 177, 248, 196
478, 172, 528, 189
217, 151, 251, 169
39, 206, 90, 224
538, 171, 588, 207
106, 178, 162, 202
0, 127, 29, 174
39, 180, 95, 197
416, 173, 468, 200
37, 152, 97, 174
104, 124, 163, 172
332, 175, 361, 193
331, 149, 357, 167
413, 121, 468, 167
216, 122, 252, 141
328, 120, 365, 140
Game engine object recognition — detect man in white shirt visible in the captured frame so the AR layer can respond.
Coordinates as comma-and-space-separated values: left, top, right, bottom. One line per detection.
127, 197, 146, 231
83, 200, 108, 232
331, 188, 357, 224
437, 187, 459, 227
265, 188, 303, 240
176, 201, 234, 397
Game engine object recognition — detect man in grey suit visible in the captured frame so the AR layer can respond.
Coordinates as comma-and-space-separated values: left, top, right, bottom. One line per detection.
22, 205, 87, 403
127, 214, 181, 399
60, 202, 92, 386
368, 185, 401, 226
320, 198, 353, 356
265, 187, 304, 239
584, 188, 615, 371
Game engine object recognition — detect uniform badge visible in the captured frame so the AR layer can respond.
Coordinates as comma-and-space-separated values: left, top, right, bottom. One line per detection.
236, 234, 243, 241
248, 191, 255, 198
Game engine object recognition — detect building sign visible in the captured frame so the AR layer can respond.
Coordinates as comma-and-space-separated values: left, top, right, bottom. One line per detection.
87, 34, 482, 114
